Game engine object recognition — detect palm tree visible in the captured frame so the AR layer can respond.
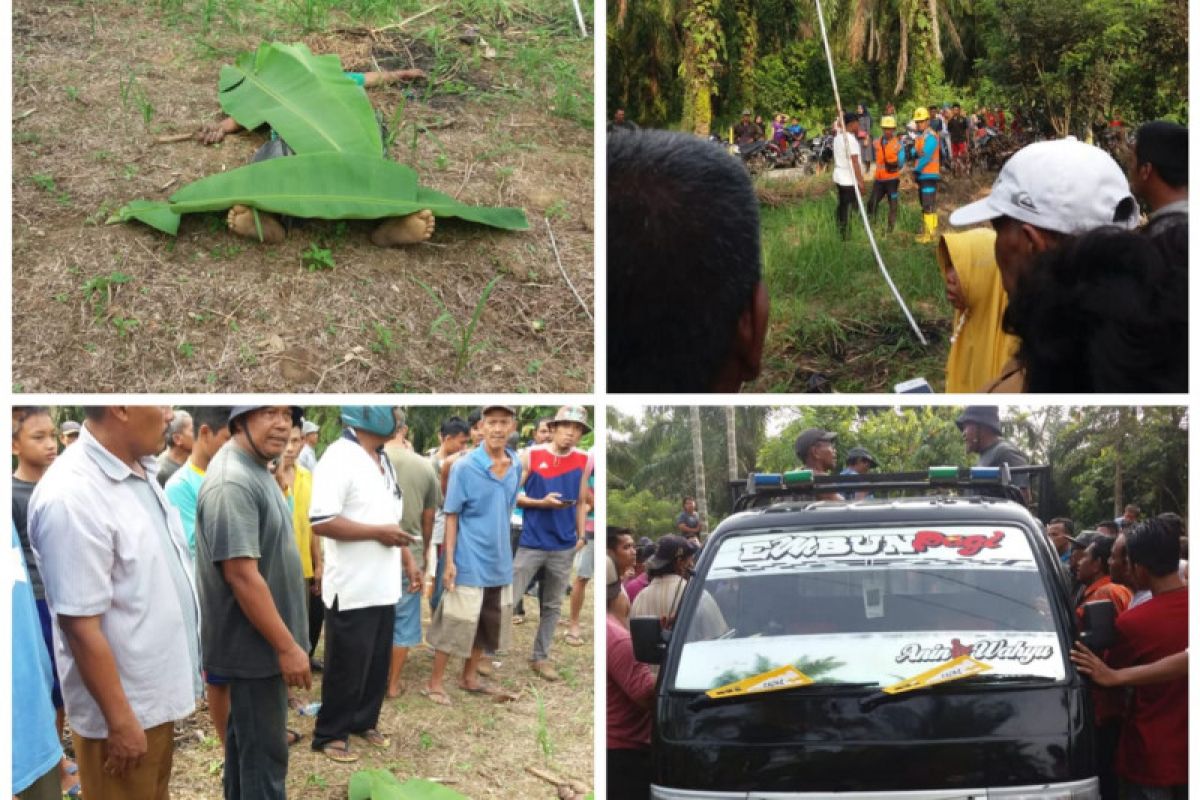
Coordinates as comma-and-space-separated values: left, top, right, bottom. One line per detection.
690, 406, 710, 530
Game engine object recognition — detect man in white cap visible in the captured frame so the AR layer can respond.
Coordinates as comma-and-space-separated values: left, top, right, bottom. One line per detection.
512, 405, 591, 680
297, 419, 319, 472
947, 137, 1139, 391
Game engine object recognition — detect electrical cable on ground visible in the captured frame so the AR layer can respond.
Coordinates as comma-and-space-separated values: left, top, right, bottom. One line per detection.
811, 0, 928, 346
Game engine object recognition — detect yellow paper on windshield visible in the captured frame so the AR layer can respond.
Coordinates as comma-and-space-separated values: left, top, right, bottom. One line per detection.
882, 654, 991, 695
706, 665, 814, 699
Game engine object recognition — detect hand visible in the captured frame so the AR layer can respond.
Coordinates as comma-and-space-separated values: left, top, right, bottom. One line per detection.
540, 492, 571, 510
391, 68, 427, 82
406, 563, 422, 593
1070, 641, 1119, 687
311, 565, 322, 597
278, 642, 313, 690
444, 562, 457, 594
197, 121, 226, 145
104, 716, 148, 777
575, 537, 586, 552
375, 525, 414, 548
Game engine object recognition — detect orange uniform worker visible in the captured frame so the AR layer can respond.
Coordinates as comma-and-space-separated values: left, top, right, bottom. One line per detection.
912, 107, 942, 243
867, 116, 905, 233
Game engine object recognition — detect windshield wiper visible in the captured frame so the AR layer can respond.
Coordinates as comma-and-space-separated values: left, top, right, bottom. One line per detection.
859, 674, 1058, 711
687, 681, 879, 710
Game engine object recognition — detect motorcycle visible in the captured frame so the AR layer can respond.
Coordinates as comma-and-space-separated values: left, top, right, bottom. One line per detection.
806, 131, 835, 173
734, 138, 777, 175
767, 128, 809, 169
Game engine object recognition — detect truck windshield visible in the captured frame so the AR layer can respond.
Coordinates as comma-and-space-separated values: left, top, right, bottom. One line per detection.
671, 525, 1067, 692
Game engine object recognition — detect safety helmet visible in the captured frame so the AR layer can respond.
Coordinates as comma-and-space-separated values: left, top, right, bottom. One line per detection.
228, 405, 303, 433
912, 107, 930, 122
340, 406, 398, 437
881, 116, 897, 129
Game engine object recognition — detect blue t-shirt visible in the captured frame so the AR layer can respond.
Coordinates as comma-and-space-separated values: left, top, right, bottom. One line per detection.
520, 446, 588, 551
11, 523, 63, 792
164, 463, 205, 558
444, 447, 521, 587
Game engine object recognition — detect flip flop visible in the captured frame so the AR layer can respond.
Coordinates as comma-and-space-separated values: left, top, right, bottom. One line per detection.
420, 687, 452, 706
564, 633, 585, 647
458, 680, 502, 695
353, 729, 391, 749
512, 615, 525, 625
287, 728, 304, 747
319, 740, 358, 763
63, 781, 82, 799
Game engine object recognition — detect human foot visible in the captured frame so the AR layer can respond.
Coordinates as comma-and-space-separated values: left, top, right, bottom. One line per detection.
371, 210, 435, 247
226, 204, 285, 244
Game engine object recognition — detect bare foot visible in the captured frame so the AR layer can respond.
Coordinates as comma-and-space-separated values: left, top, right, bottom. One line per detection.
227, 204, 285, 244
371, 210, 435, 247
386, 680, 405, 698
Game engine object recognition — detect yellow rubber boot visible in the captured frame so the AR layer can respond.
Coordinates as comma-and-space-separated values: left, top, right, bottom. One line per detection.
915, 212, 938, 243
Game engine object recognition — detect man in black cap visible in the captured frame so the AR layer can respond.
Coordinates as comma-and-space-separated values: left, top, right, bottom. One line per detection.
1129, 121, 1187, 240
59, 419, 81, 449
629, 535, 725, 639
794, 428, 843, 500
956, 406, 1030, 503
840, 446, 878, 500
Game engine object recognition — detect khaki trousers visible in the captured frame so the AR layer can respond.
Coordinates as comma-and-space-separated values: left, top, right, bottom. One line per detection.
74, 721, 174, 800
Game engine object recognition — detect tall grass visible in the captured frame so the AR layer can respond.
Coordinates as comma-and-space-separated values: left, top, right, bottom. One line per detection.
755, 180, 953, 392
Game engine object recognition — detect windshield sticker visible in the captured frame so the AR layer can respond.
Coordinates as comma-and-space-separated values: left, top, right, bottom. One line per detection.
896, 637, 1055, 666
673, 631, 1065, 692
711, 527, 1037, 575
881, 655, 991, 695
705, 664, 814, 699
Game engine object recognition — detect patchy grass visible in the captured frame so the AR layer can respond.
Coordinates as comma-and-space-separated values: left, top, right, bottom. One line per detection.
745, 170, 998, 393
130, 581, 593, 798
13, 0, 593, 392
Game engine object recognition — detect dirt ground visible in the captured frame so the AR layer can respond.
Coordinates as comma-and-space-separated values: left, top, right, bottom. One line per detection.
72, 586, 596, 799
13, 2, 594, 392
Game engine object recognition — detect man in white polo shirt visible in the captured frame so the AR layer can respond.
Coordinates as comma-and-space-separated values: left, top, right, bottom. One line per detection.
308, 406, 419, 763
28, 406, 202, 800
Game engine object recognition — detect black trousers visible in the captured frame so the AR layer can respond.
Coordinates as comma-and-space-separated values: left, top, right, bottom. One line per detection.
867, 178, 900, 230
226, 676, 288, 800
312, 599, 394, 748
306, 579, 324, 656
836, 184, 858, 239
1096, 719, 1121, 800
607, 748, 652, 800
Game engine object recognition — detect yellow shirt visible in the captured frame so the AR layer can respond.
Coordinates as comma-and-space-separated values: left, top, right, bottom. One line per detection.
937, 229, 1020, 393
288, 465, 315, 579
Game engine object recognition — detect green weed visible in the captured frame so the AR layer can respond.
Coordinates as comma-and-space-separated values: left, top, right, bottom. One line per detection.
119, 71, 155, 124
301, 243, 335, 271
370, 322, 398, 354
81, 271, 134, 317
413, 275, 501, 378
30, 173, 72, 206
533, 688, 553, 757
178, 341, 196, 358
112, 316, 140, 337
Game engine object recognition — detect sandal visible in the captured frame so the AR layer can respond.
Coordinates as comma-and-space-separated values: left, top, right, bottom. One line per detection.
286, 728, 304, 747
564, 633, 585, 647
512, 615, 525, 625
458, 680, 502, 695
63, 782, 82, 799
353, 729, 391, 749
420, 686, 452, 706
318, 740, 358, 763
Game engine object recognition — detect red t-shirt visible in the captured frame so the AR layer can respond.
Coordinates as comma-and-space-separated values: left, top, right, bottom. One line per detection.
1108, 587, 1188, 786
607, 615, 655, 750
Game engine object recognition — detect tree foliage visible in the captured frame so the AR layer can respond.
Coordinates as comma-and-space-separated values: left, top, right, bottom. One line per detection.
610, 406, 1187, 535
607, 0, 1186, 132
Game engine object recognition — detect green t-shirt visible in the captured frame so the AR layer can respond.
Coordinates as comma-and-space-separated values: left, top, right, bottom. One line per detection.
386, 446, 443, 572
195, 443, 308, 679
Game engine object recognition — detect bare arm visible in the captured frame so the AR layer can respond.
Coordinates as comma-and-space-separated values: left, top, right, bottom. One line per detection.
1071, 642, 1188, 687
221, 558, 311, 689
359, 69, 427, 88
312, 515, 412, 546
443, 512, 460, 592
420, 507, 435, 550
57, 615, 147, 776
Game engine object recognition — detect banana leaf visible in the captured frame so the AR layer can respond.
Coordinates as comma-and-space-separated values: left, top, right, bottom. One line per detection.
218, 42, 382, 157
109, 152, 528, 234
348, 771, 467, 800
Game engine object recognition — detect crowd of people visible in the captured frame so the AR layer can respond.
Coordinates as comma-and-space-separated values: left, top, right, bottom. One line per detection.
605, 407, 1188, 800
12, 404, 594, 800
607, 114, 1187, 393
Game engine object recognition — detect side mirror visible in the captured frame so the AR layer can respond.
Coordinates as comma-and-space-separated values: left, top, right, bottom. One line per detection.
1079, 599, 1117, 653
630, 616, 668, 664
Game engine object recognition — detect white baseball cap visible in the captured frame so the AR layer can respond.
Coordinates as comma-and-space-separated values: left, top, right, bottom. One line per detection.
949, 137, 1138, 235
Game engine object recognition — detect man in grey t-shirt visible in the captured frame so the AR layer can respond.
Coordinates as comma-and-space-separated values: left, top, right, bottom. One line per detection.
196, 405, 309, 800
956, 406, 1030, 503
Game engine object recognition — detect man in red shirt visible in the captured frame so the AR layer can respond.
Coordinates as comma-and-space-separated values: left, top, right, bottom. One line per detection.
1106, 517, 1188, 800
606, 556, 655, 800
1074, 535, 1132, 800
